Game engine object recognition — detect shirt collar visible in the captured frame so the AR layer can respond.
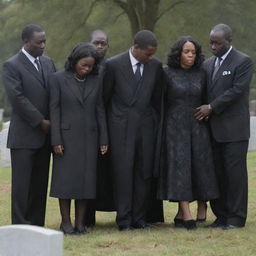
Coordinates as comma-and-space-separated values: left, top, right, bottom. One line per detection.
220, 46, 232, 62
22, 47, 38, 63
129, 47, 140, 67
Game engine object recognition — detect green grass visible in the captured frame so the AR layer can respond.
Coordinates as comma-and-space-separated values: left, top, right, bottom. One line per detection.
1, 152, 256, 256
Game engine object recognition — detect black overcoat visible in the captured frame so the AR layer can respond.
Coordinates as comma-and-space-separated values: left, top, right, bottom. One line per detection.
49, 70, 108, 199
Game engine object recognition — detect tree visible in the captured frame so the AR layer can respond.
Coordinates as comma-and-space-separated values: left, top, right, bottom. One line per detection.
103, 0, 187, 36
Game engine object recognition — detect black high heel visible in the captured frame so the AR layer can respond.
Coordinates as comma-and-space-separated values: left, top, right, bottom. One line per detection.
60, 224, 76, 235
183, 220, 197, 230
174, 218, 184, 228
75, 226, 87, 235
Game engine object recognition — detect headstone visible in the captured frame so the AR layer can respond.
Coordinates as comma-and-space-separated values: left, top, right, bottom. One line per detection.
0, 121, 11, 167
0, 109, 3, 122
0, 225, 63, 256
249, 116, 256, 151
249, 100, 256, 116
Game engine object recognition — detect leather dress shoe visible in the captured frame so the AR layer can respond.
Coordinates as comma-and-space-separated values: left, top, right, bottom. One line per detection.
204, 222, 225, 229
118, 225, 134, 231
222, 224, 241, 230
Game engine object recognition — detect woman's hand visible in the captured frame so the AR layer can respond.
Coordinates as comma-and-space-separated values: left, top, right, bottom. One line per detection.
100, 145, 108, 155
54, 145, 64, 156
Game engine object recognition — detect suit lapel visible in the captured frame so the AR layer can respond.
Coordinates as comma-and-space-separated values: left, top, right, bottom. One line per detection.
83, 75, 96, 101
64, 72, 84, 105
19, 52, 45, 87
120, 52, 145, 105
212, 49, 234, 84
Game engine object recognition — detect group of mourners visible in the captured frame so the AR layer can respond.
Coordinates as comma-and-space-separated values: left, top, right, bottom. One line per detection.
2, 22, 253, 235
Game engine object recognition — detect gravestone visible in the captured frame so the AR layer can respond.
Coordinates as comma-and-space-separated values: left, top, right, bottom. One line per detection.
0, 121, 11, 167
248, 116, 256, 151
0, 225, 63, 256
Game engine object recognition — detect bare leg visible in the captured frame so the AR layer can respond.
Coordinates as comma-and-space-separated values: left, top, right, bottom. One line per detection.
174, 203, 183, 219
180, 201, 193, 220
59, 199, 74, 233
180, 200, 197, 230
197, 201, 207, 220
75, 199, 87, 233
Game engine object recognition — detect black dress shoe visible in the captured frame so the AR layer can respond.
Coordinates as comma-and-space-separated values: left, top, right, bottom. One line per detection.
222, 224, 241, 230
183, 220, 197, 230
118, 225, 134, 231
132, 222, 155, 230
174, 218, 184, 228
204, 222, 225, 229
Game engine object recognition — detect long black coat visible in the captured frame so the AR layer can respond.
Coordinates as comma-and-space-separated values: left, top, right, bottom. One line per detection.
104, 51, 163, 180
49, 71, 108, 199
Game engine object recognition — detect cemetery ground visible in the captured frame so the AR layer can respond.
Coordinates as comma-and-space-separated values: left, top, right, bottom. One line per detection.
0, 152, 255, 256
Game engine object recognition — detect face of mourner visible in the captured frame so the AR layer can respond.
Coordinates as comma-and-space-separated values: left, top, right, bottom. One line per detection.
25, 31, 46, 57
180, 41, 196, 69
133, 45, 157, 64
91, 34, 108, 59
209, 30, 230, 57
74, 57, 95, 79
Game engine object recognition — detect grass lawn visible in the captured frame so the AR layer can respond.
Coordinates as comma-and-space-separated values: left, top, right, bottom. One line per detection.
0, 152, 256, 256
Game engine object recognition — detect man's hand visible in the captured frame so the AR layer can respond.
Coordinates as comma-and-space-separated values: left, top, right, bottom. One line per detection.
194, 105, 212, 120
100, 145, 108, 155
53, 145, 64, 156
40, 119, 50, 133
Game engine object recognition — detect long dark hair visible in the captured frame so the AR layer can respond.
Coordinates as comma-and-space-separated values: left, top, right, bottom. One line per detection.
167, 36, 204, 69
64, 43, 100, 75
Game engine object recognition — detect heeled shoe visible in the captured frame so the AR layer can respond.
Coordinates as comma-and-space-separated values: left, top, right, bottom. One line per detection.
174, 218, 184, 228
183, 219, 197, 230
75, 227, 88, 235
196, 202, 207, 222
60, 224, 76, 235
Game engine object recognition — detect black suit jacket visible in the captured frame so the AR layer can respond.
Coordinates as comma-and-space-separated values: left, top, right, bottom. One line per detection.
203, 48, 253, 142
104, 51, 163, 179
2, 51, 56, 148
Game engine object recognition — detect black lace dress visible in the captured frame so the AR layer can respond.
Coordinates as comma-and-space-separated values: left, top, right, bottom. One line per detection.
157, 67, 219, 201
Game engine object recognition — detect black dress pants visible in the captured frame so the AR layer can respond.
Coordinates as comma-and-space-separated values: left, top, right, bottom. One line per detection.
11, 143, 51, 226
210, 139, 248, 227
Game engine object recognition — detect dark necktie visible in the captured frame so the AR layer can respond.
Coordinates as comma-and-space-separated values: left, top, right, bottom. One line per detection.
34, 58, 43, 77
212, 57, 222, 80
134, 62, 142, 82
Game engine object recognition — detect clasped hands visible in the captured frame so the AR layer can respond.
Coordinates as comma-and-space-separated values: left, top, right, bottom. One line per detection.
53, 144, 109, 156
194, 105, 212, 120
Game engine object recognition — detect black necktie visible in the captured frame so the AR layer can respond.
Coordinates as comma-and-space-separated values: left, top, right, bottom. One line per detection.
134, 62, 141, 82
34, 58, 43, 77
212, 57, 222, 80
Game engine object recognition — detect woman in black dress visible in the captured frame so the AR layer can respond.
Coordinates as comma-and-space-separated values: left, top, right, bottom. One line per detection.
158, 36, 218, 229
49, 43, 108, 234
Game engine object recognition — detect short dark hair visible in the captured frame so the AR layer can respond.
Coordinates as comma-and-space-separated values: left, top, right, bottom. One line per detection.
211, 24, 232, 42
21, 24, 44, 42
167, 36, 204, 69
133, 30, 157, 49
90, 30, 108, 43
64, 43, 100, 74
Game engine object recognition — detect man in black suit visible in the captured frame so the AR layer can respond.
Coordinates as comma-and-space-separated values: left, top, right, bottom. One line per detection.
195, 24, 253, 229
2, 24, 56, 226
103, 30, 163, 231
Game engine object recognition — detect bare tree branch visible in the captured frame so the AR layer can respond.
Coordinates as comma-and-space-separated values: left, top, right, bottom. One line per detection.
155, 0, 185, 22
112, 10, 126, 23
